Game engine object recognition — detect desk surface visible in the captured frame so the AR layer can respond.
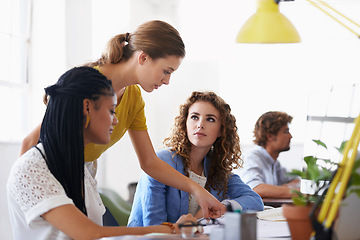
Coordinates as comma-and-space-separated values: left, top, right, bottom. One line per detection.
257, 219, 290, 240
100, 219, 291, 240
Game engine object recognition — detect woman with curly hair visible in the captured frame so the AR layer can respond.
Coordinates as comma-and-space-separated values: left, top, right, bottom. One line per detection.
128, 91, 263, 226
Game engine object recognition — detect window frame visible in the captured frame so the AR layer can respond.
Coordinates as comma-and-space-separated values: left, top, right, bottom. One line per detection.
0, 0, 32, 142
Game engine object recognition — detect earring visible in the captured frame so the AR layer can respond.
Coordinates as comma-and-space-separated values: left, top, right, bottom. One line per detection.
85, 115, 90, 128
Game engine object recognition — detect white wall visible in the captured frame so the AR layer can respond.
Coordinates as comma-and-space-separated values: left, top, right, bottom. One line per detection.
0, 143, 21, 239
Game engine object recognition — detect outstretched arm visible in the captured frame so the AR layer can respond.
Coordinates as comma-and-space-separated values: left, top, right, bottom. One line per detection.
128, 129, 225, 219
253, 183, 299, 199
42, 204, 196, 239
226, 173, 264, 211
19, 123, 41, 156
281, 178, 300, 188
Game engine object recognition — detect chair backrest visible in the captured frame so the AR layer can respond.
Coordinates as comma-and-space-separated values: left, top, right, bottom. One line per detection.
98, 188, 132, 226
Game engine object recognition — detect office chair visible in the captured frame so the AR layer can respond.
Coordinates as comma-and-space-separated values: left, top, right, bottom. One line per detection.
98, 188, 132, 226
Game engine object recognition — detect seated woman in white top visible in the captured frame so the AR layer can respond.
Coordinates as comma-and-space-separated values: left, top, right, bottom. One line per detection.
7, 67, 195, 240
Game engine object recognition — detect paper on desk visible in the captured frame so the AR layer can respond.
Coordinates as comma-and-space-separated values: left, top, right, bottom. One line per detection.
257, 219, 291, 239
201, 215, 225, 234
256, 207, 286, 221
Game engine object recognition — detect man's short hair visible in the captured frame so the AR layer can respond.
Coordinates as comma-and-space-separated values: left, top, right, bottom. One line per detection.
253, 111, 293, 147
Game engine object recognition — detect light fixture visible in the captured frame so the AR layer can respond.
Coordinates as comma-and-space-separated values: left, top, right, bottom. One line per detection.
236, 0, 301, 43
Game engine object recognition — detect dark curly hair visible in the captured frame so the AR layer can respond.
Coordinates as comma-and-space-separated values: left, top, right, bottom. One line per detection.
163, 91, 242, 198
253, 111, 293, 147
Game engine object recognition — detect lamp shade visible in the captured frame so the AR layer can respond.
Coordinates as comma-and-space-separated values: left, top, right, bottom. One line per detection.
236, 0, 301, 43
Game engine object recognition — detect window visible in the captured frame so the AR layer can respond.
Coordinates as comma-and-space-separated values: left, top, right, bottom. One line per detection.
304, 83, 360, 166
0, 0, 32, 142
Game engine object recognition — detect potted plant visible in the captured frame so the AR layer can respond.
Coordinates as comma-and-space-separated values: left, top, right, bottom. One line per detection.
283, 139, 360, 240
282, 140, 341, 240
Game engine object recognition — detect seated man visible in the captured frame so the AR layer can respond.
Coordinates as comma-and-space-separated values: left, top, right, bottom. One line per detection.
237, 111, 300, 199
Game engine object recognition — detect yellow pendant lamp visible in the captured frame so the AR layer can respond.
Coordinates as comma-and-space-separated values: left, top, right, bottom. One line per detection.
236, 0, 301, 43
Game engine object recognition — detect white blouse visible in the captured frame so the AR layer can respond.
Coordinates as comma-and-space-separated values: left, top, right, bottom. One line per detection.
7, 143, 105, 240
188, 170, 207, 216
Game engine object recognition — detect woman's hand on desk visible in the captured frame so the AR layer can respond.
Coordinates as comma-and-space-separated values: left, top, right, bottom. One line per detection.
193, 186, 226, 219
176, 214, 197, 224
174, 214, 197, 233
194, 202, 227, 220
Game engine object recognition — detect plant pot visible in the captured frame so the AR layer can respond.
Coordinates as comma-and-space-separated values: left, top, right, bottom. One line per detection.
282, 204, 314, 240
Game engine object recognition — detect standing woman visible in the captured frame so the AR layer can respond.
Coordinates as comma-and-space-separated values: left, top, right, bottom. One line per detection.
7, 67, 196, 239
19, 20, 225, 218
128, 91, 264, 226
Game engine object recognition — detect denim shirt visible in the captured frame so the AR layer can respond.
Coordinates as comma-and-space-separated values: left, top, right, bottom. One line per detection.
127, 148, 264, 226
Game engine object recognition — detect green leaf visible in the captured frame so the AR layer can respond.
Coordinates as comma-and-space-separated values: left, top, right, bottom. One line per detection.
352, 159, 360, 173
292, 197, 307, 206
307, 162, 320, 181
350, 172, 360, 186
313, 139, 327, 149
335, 141, 347, 154
347, 167, 360, 192
290, 189, 302, 197
288, 169, 306, 178
290, 190, 311, 206
304, 156, 318, 175
304, 156, 317, 165
318, 168, 332, 180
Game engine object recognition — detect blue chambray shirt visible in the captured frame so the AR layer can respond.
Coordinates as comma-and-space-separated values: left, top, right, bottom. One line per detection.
127, 148, 264, 226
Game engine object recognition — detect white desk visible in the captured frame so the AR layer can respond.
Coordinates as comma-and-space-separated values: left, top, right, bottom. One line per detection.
257, 219, 291, 240
100, 219, 291, 240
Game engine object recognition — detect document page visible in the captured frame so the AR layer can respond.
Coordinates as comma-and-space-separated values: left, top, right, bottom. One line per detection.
256, 207, 286, 221
257, 219, 291, 239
